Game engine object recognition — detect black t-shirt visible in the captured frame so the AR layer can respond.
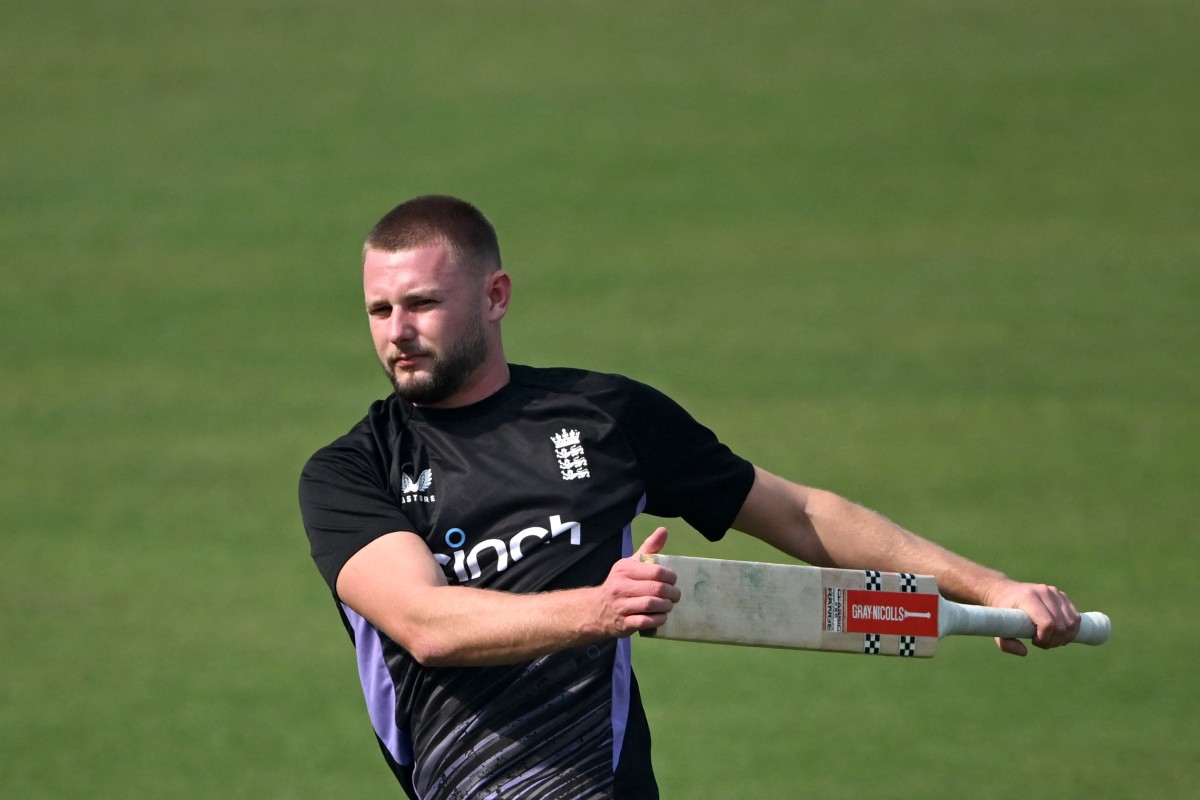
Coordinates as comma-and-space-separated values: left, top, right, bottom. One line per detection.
299, 365, 755, 799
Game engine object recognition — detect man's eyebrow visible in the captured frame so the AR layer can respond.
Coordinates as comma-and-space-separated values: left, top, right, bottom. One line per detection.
366, 286, 444, 306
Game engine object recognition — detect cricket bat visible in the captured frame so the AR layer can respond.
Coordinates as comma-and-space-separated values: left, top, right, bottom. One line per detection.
639, 554, 1111, 657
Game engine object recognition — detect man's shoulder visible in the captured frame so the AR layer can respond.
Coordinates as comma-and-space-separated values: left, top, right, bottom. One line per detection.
507, 365, 693, 443
302, 396, 403, 474
509, 364, 651, 399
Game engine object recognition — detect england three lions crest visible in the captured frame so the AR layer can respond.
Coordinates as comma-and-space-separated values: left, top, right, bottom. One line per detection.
551, 428, 591, 481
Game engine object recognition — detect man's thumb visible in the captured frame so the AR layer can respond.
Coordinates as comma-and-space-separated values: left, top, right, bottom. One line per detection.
634, 527, 669, 557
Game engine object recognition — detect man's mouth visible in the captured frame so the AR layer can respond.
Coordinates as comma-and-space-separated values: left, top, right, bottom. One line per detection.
391, 352, 428, 370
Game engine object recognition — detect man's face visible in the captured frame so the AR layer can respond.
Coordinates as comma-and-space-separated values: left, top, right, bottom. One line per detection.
363, 242, 492, 406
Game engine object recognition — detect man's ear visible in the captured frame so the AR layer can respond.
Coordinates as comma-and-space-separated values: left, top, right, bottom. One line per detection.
484, 270, 511, 321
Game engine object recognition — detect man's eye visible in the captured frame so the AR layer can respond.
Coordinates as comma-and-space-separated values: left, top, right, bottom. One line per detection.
368, 305, 391, 317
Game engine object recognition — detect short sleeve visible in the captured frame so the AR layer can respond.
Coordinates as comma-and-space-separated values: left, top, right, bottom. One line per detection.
614, 379, 755, 540
299, 440, 417, 593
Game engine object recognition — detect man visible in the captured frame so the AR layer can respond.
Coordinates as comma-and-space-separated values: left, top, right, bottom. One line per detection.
299, 195, 1081, 799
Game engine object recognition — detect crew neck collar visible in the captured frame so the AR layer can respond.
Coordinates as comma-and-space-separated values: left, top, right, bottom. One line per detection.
402, 372, 518, 423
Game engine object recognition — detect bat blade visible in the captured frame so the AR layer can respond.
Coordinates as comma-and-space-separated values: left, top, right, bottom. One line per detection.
640, 554, 1111, 657
640, 554, 941, 658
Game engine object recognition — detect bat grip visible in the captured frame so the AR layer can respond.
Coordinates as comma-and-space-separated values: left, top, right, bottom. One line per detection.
939, 599, 1111, 645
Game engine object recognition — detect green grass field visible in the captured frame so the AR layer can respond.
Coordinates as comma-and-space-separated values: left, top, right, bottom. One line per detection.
3, 1, 1197, 796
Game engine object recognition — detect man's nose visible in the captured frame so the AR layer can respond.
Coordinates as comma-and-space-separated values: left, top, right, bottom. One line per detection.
389, 311, 416, 343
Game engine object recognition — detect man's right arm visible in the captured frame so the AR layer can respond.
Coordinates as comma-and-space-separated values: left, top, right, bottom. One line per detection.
335, 527, 680, 667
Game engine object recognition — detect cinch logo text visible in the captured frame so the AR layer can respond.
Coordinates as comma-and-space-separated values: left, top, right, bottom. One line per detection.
434, 514, 581, 583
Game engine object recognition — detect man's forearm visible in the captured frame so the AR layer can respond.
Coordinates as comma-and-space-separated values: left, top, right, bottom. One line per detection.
800, 488, 1013, 604
383, 583, 609, 667
735, 468, 1014, 605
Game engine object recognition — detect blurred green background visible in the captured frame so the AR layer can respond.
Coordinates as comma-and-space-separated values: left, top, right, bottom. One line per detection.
3, 1, 1196, 797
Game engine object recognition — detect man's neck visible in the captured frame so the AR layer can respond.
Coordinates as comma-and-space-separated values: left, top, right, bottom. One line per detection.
414, 362, 511, 410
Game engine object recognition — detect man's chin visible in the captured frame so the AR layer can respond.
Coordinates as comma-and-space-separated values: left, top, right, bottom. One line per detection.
390, 373, 454, 406
392, 374, 429, 395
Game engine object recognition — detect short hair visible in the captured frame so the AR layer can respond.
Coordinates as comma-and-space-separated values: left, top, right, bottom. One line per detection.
364, 195, 501, 273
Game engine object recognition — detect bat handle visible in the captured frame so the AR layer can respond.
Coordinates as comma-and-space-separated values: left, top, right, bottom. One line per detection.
939, 599, 1111, 646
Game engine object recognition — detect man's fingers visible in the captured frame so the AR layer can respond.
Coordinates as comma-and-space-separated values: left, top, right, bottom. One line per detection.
639, 578, 681, 604
619, 612, 671, 634
619, 594, 677, 616
988, 580, 1083, 651
996, 637, 1029, 657
608, 568, 680, 606
1027, 586, 1081, 649
608, 592, 677, 635
1033, 613, 1081, 649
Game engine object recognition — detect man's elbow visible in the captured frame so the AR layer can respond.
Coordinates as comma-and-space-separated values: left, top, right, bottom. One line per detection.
407, 636, 455, 668
386, 608, 502, 667
389, 625, 458, 667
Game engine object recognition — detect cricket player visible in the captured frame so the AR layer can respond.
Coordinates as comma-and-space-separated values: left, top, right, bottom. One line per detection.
299, 195, 1081, 799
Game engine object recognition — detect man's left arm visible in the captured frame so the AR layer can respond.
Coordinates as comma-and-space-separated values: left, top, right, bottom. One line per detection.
731, 466, 1081, 655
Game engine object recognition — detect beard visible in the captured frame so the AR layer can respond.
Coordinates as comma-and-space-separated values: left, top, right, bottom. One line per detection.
382, 313, 489, 406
